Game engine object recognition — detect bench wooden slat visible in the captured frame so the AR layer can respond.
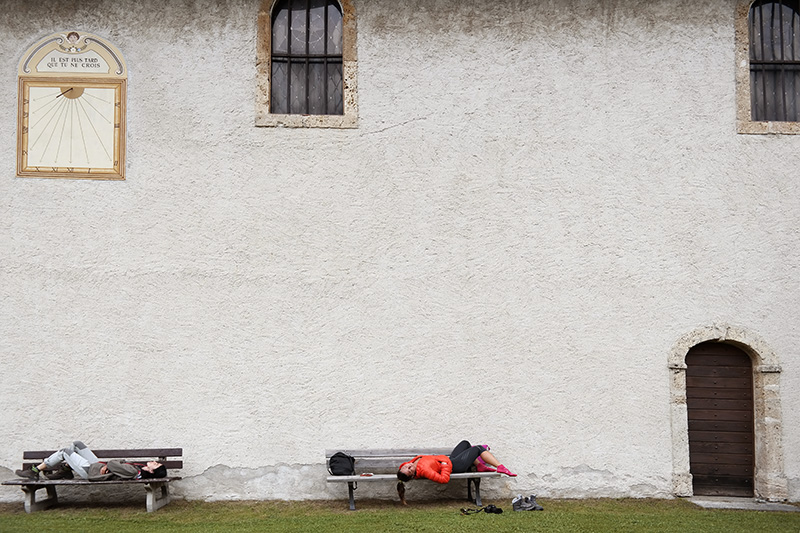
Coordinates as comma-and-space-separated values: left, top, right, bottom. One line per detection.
23, 448, 183, 460
344, 458, 421, 472
22, 448, 183, 471
325, 448, 452, 458
327, 448, 470, 474
327, 471, 500, 482
3, 477, 181, 486
22, 460, 183, 470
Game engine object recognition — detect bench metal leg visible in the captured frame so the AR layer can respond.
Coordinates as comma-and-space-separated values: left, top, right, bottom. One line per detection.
467, 478, 482, 506
347, 482, 356, 511
21, 484, 58, 513
145, 482, 171, 512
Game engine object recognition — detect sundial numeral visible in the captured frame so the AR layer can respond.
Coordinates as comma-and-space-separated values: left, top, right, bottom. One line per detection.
52, 167, 58, 172
23, 99, 29, 104
67, 167, 74, 172
23, 112, 28, 118
22, 126, 28, 133
114, 160, 119, 165
114, 123, 120, 128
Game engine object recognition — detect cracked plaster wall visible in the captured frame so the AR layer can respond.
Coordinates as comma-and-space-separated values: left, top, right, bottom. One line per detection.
1, 0, 799, 503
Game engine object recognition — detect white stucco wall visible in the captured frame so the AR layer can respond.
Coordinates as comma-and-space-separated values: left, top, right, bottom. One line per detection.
1, 0, 798, 503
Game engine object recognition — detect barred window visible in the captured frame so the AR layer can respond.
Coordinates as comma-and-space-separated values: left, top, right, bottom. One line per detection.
271, 0, 344, 115
749, 1, 800, 121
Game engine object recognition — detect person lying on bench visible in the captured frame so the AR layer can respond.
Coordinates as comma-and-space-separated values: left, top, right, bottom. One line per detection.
15, 440, 166, 481
395, 440, 516, 504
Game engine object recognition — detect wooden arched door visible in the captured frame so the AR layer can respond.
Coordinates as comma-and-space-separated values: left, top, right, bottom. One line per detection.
686, 342, 755, 496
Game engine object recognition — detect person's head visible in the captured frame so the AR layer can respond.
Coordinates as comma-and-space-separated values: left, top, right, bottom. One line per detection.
140, 461, 167, 479
397, 461, 416, 482
396, 460, 415, 503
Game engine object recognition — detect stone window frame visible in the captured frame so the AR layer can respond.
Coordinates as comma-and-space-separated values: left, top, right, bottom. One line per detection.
736, 0, 800, 133
256, 0, 358, 128
668, 325, 788, 501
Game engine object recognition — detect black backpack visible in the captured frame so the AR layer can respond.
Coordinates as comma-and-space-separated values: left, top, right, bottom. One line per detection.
328, 452, 356, 476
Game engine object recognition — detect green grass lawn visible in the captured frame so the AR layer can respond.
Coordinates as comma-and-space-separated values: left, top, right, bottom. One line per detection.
0, 498, 798, 533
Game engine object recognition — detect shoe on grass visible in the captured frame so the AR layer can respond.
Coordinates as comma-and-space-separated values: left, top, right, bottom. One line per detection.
524, 495, 544, 511
512, 494, 543, 511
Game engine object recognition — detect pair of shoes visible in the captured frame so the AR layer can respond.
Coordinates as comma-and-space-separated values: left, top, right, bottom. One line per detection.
15, 468, 39, 481
45, 465, 74, 480
512, 494, 543, 511
496, 464, 517, 477
476, 457, 496, 472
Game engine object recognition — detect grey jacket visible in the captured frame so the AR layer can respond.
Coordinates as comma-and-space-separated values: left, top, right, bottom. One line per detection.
87, 460, 141, 481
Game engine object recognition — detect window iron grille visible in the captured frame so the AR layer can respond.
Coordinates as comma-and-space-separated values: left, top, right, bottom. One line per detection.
271, 0, 344, 115
750, 0, 800, 121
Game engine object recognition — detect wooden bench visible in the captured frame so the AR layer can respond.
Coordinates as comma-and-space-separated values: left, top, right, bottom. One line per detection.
326, 448, 501, 510
2, 448, 183, 513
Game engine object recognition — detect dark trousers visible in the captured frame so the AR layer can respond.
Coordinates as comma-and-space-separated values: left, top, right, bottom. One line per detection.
449, 440, 487, 473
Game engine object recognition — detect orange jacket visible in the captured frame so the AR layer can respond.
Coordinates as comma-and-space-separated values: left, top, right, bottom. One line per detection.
401, 455, 452, 484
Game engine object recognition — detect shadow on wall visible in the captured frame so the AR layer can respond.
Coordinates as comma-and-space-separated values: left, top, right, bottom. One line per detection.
175, 463, 515, 503
0, 467, 20, 503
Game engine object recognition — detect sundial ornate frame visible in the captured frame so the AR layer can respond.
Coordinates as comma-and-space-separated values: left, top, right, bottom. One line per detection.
17, 31, 127, 180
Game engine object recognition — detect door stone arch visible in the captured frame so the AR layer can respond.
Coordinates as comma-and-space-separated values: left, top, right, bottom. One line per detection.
668, 324, 787, 501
